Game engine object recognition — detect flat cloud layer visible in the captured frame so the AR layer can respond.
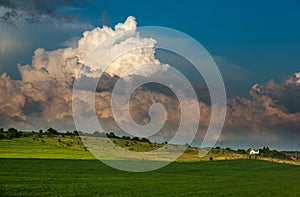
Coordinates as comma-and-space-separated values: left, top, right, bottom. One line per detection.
0, 16, 299, 149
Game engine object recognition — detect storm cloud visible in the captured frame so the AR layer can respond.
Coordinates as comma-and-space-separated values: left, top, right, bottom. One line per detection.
0, 16, 299, 149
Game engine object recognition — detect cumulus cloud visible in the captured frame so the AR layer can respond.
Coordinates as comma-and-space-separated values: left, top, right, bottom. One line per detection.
17, 16, 168, 83
0, 15, 299, 149
251, 73, 300, 113
0, 16, 171, 130
221, 73, 300, 148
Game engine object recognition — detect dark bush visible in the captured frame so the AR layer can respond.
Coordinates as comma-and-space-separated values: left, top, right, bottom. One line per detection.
132, 137, 140, 141
141, 137, 150, 143
122, 136, 131, 140
47, 128, 58, 137
106, 132, 117, 138
73, 130, 79, 136
7, 128, 20, 138
0, 128, 4, 139
237, 149, 246, 154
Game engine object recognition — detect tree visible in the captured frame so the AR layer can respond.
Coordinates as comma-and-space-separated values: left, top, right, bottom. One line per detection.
237, 149, 246, 154
47, 128, 58, 137
73, 130, 79, 136
122, 136, 131, 140
8, 128, 19, 138
0, 128, 4, 139
141, 137, 150, 143
106, 132, 116, 138
132, 137, 140, 141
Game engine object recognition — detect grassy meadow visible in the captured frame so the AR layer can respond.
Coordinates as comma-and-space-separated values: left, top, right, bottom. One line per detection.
0, 135, 300, 196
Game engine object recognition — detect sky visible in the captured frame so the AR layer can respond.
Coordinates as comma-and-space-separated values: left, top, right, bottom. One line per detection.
0, 0, 299, 150
1, 0, 300, 95
76, 0, 300, 83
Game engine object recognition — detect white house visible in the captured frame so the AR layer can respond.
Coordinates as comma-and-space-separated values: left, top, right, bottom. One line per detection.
250, 149, 259, 155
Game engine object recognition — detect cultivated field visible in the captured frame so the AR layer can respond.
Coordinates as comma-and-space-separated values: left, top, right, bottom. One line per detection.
0, 136, 300, 196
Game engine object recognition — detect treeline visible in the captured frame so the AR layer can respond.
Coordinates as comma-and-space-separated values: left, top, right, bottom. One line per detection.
258, 146, 287, 159
213, 146, 289, 160
0, 128, 150, 143
87, 131, 151, 143
0, 128, 79, 140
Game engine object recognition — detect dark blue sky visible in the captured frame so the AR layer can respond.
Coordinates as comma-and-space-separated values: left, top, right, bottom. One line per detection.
1, 0, 299, 94
78, 0, 300, 85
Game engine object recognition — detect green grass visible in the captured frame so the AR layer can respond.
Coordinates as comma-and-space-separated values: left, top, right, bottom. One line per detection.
0, 137, 94, 160
0, 159, 299, 196
0, 137, 300, 196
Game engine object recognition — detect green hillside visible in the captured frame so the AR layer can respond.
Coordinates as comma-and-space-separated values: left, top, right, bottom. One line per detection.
0, 130, 299, 165
0, 131, 300, 196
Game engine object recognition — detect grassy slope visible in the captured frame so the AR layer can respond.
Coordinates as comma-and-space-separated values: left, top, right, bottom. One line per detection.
0, 136, 298, 165
0, 137, 94, 160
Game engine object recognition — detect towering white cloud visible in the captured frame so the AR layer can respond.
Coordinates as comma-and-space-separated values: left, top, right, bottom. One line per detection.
18, 16, 167, 83
0, 16, 170, 130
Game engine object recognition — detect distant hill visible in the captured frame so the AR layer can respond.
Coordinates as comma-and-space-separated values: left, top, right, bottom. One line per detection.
0, 128, 299, 165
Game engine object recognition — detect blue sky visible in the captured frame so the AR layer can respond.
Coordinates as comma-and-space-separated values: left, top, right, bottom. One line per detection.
77, 0, 300, 85
1, 0, 300, 87
0, 0, 300, 149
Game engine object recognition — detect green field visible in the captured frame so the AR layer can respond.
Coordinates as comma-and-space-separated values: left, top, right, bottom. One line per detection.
1, 159, 300, 196
1, 136, 300, 196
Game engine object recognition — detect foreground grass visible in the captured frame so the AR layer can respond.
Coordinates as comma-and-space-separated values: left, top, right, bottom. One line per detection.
0, 159, 299, 196
0, 137, 300, 196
